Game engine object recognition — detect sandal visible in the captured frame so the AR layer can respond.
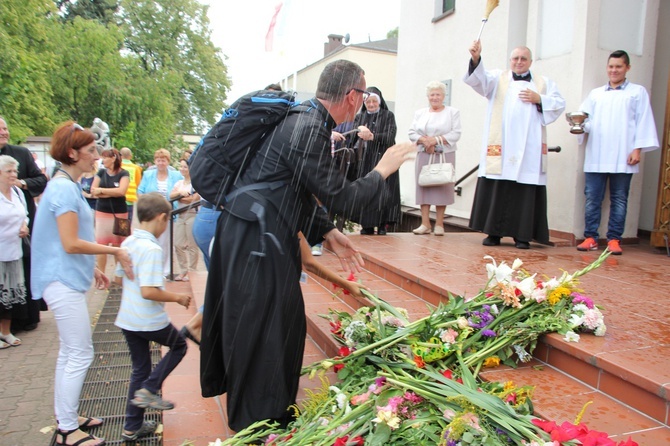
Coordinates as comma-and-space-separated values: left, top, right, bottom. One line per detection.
0, 333, 21, 346
56, 428, 105, 446
0, 340, 9, 349
78, 417, 104, 429
182, 275, 190, 282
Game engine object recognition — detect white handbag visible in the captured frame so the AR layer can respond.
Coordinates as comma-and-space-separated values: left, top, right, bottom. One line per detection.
418, 153, 455, 186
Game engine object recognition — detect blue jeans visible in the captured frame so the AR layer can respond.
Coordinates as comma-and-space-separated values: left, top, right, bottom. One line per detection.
584, 172, 632, 241
192, 205, 221, 269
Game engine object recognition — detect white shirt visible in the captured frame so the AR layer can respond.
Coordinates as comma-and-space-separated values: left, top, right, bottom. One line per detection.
115, 229, 169, 332
408, 106, 461, 153
0, 187, 27, 262
463, 62, 565, 185
579, 81, 659, 173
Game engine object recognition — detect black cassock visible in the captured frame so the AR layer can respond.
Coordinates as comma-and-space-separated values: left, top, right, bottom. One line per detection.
347, 107, 400, 228
200, 99, 387, 431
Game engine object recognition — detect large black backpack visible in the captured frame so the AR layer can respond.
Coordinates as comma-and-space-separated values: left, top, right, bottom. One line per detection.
188, 89, 304, 207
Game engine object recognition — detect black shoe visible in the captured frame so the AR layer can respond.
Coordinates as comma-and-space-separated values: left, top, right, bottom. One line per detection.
377, 227, 387, 235
360, 227, 375, 235
514, 240, 530, 249
482, 235, 501, 246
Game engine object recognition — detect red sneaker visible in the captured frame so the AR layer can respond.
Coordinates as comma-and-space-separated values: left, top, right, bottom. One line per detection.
577, 237, 598, 251
607, 239, 622, 255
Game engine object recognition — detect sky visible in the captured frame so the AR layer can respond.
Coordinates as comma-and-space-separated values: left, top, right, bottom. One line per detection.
200, 0, 401, 101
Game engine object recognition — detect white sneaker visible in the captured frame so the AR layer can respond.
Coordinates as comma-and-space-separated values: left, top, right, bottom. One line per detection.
311, 244, 323, 256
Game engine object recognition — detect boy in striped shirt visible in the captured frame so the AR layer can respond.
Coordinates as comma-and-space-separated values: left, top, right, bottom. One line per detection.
115, 192, 192, 441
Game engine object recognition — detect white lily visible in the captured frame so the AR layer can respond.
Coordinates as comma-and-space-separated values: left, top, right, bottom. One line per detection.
563, 330, 580, 342
516, 275, 537, 299
484, 255, 515, 284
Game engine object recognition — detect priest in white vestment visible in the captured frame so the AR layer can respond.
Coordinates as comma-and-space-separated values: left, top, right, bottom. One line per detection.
575, 50, 659, 255
463, 41, 565, 249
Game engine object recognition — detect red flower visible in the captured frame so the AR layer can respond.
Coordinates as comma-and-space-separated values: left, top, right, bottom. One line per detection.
531, 418, 557, 433
334, 435, 364, 446
441, 369, 453, 379
413, 355, 425, 368
347, 272, 356, 281
333, 363, 344, 372
330, 320, 342, 335
617, 438, 638, 446
338, 346, 351, 357
505, 393, 517, 404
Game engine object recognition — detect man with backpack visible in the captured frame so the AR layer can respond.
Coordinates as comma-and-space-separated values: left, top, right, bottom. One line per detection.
198, 60, 414, 432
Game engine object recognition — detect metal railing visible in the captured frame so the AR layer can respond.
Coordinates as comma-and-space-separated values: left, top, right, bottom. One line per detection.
455, 146, 561, 196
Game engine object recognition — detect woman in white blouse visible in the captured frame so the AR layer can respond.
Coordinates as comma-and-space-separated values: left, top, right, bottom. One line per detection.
0, 155, 29, 348
408, 81, 462, 236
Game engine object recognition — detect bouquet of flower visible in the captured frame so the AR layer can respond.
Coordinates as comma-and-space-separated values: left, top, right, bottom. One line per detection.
216, 251, 637, 446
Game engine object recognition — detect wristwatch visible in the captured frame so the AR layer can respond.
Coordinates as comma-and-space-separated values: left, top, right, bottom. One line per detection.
19, 180, 27, 189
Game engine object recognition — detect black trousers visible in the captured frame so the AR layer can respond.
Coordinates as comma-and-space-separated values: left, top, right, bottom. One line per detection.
122, 324, 187, 431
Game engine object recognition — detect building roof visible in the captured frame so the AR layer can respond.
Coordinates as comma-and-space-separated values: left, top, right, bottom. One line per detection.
348, 37, 398, 53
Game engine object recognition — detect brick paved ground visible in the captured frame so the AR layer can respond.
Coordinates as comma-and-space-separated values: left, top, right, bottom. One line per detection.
0, 286, 109, 446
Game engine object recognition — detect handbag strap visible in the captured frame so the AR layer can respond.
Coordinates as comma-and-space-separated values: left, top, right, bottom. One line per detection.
427, 152, 446, 164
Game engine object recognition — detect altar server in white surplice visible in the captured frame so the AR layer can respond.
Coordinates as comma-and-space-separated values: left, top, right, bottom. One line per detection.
463, 41, 565, 250
575, 50, 659, 256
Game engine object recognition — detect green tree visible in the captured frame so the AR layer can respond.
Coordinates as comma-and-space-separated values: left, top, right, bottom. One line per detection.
118, 0, 230, 134
387, 27, 399, 39
0, 0, 59, 141
56, 0, 119, 25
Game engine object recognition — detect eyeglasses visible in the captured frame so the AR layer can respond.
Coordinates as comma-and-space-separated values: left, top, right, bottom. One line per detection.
349, 88, 370, 102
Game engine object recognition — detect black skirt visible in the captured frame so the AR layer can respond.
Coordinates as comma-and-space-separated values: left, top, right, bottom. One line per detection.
468, 177, 549, 244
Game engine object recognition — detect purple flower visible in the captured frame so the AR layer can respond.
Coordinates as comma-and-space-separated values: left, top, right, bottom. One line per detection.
467, 308, 494, 329
572, 292, 595, 309
375, 376, 386, 387
482, 329, 497, 337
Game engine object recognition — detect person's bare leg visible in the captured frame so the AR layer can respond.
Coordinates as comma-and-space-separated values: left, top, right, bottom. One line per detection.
435, 206, 446, 230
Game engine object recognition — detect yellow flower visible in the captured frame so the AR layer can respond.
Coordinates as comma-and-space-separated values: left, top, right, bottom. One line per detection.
483, 356, 500, 367
503, 381, 515, 391
548, 286, 571, 305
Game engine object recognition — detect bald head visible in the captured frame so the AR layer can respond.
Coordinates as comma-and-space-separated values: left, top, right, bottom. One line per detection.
509, 46, 533, 75
120, 147, 132, 159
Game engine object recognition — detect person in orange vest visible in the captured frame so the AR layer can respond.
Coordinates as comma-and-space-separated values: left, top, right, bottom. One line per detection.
120, 147, 143, 224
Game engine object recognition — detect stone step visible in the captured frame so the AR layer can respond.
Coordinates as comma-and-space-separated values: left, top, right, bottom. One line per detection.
399, 205, 574, 247
302, 235, 670, 443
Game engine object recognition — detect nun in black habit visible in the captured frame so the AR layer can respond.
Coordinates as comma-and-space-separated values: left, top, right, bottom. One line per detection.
346, 87, 401, 234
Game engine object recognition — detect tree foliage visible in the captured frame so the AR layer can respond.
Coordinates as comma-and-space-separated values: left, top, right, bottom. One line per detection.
0, 0, 230, 162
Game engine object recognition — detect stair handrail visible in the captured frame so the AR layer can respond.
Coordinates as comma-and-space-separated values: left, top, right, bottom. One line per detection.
455, 146, 561, 196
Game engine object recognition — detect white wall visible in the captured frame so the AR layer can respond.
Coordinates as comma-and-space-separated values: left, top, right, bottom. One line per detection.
396, 0, 665, 239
